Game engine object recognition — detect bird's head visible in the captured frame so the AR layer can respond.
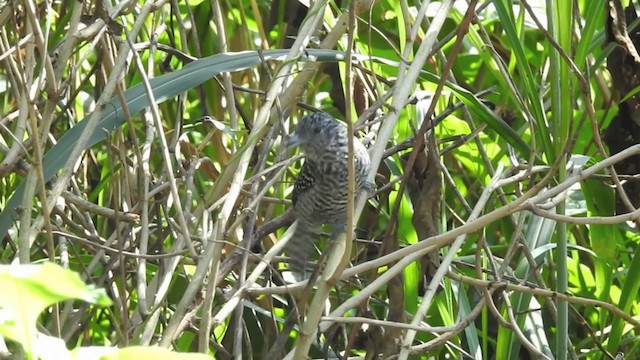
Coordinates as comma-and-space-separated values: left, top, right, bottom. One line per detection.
287, 112, 347, 160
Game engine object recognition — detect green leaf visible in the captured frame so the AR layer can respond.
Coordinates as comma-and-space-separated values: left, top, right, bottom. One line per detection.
0, 49, 349, 241
607, 244, 640, 353
92, 346, 211, 360
0, 263, 111, 356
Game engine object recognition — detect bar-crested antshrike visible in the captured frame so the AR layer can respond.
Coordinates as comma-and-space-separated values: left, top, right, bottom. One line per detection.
286, 112, 371, 278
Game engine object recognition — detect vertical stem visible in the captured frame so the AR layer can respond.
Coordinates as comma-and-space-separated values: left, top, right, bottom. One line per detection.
345, 0, 356, 276
547, 0, 573, 357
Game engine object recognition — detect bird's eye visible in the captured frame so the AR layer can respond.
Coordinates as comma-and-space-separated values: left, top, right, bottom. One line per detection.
313, 126, 321, 134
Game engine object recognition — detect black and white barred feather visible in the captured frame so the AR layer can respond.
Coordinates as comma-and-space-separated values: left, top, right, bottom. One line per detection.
286, 112, 371, 277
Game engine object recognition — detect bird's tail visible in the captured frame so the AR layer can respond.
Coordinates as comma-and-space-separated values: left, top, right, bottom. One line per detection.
287, 222, 320, 280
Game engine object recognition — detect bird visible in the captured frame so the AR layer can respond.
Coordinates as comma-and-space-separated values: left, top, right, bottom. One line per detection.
286, 112, 371, 278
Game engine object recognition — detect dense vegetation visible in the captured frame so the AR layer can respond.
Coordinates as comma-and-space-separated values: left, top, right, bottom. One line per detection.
1, 0, 640, 359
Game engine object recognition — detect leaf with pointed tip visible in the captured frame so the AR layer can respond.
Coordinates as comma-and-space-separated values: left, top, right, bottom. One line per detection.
0, 49, 348, 240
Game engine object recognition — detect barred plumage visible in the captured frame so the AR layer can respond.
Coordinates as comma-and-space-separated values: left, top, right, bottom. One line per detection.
286, 112, 371, 277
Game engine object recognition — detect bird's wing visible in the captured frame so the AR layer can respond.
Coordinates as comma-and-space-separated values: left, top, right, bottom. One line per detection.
292, 160, 318, 206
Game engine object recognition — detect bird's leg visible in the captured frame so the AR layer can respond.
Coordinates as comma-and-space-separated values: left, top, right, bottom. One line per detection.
329, 223, 349, 237
319, 223, 354, 268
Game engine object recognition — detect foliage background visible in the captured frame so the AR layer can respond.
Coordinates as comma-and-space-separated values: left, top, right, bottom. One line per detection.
1, 0, 639, 359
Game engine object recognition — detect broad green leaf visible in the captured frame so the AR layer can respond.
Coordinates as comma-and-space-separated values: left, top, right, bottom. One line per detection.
607, 244, 640, 353
0, 49, 349, 241
80, 346, 211, 360
0, 263, 111, 356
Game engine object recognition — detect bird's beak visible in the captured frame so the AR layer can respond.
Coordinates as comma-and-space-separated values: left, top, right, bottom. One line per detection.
287, 133, 301, 148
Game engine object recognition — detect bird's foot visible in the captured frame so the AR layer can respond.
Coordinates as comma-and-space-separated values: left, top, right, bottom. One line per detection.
362, 181, 375, 197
